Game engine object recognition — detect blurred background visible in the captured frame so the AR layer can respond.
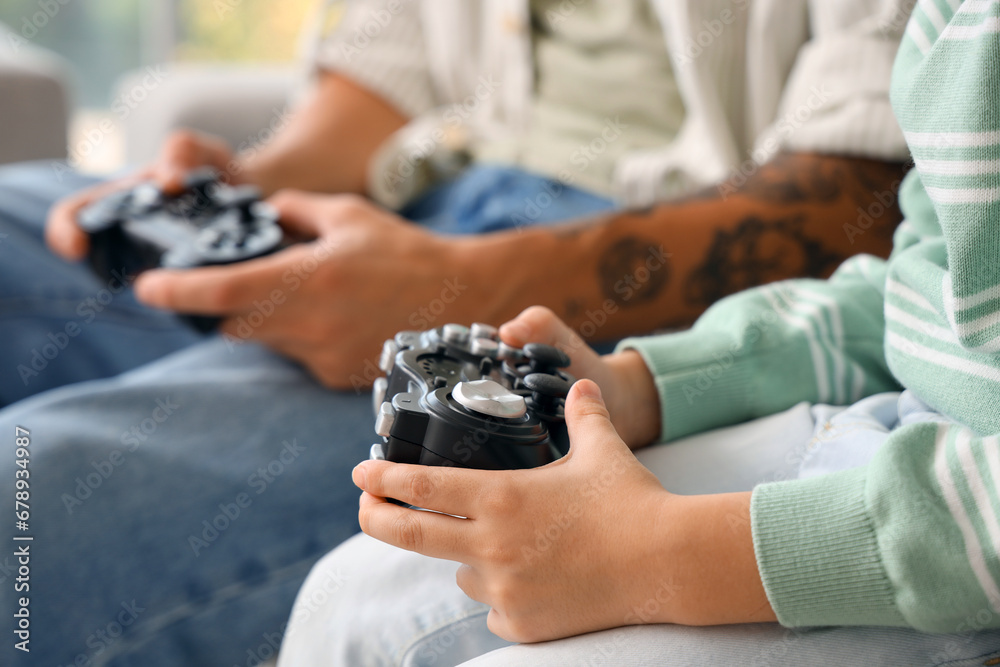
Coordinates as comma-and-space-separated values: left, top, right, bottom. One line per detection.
0, 0, 330, 173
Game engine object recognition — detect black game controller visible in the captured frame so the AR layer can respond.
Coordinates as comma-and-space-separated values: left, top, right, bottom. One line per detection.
78, 168, 284, 332
369, 323, 576, 471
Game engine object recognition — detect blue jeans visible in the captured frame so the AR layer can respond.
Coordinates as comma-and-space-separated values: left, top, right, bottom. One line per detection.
0, 162, 615, 667
279, 393, 1000, 666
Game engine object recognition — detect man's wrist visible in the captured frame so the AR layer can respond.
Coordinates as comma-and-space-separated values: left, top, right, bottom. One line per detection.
449, 232, 554, 325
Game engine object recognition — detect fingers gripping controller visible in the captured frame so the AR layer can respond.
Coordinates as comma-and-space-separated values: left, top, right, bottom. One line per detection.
77, 168, 285, 332
368, 324, 575, 472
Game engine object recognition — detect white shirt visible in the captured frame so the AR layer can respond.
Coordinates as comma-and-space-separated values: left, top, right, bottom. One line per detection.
313, 0, 912, 209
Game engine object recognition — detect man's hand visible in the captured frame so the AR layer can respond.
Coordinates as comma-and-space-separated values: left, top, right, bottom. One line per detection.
132, 191, 480, 388
354, 380, 775, 643
499, 306, 660, 448
46, 130, 239, 260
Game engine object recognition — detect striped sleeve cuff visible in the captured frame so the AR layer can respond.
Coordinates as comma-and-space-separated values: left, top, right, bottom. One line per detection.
751, 467, 908, 627
313, 0, 437, 119
615, 327, 815, 443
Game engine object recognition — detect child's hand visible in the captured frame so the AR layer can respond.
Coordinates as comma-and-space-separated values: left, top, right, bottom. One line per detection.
499, 306, 660, 448
355, 381, 775, 643
356, 380, 671, 641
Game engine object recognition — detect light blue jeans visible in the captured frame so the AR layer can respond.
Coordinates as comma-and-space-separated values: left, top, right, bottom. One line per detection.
278, 392, 1000, 666
0, 162, 615, 667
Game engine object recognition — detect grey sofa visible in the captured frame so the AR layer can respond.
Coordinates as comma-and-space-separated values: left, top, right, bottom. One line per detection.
0, 22, 70, 165
114, 63, 299, 166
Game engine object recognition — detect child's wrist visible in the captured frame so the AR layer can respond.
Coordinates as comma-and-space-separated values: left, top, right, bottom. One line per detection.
603, 350, 661, 448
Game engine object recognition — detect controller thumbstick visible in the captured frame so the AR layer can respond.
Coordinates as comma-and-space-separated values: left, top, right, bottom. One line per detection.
523, 344, 571, 374
523, 372, 572, 415
183, 167, 220, 191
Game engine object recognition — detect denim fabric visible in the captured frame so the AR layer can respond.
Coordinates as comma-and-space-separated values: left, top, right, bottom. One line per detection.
0, 162, 614, 408
0, 163, 204, 407
279, 397, 1000, 667
399, 164, 617, 235
0, 161, 614, 667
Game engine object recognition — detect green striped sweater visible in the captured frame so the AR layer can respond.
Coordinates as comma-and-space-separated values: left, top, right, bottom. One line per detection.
619, 0, 1000, 631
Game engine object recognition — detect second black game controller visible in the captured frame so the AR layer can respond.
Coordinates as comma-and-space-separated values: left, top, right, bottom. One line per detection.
78, 168, 284, 332
369, 323, 576, 471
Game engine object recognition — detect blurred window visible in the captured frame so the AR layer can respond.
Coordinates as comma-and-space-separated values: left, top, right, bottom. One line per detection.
0, 0, 316, 171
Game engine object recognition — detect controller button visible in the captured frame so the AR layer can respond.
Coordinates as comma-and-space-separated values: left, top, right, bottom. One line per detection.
524, 343, 571, 371
375, 401, 396, 437
470, 323, 499, 340
372, 377, 388, 414
369, 443, 387, 461
453, 380, 527, 419
379, 339, 400, 372
470, 337, 499, 357
442, 323, 470, 344
497, 342, 526, 363
523, 373, 572, 398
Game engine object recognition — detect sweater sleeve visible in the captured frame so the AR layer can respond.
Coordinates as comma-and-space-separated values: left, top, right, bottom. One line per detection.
752, 421, 1000, 630
625, 0, 1000, 630
753, 0, 1000, 630
616, 254, 901, 443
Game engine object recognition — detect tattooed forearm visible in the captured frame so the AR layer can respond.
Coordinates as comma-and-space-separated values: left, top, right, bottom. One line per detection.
717, 153, 910, 206
597, 237, 672, 307
490, 152, 908, 344
684, 215, 842, 307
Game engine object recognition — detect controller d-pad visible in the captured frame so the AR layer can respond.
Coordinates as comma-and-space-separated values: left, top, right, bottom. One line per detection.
453, 380, 526, 419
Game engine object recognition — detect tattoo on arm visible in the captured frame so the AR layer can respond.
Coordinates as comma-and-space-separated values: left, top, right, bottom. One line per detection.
684, 215, 842, 307
722, 153, 910, 206
597, 237, 672, 307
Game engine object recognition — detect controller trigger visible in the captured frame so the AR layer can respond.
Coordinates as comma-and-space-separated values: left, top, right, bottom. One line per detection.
372, 377, 388, 414
375, 401, 396, 437
379, 339, 399, 372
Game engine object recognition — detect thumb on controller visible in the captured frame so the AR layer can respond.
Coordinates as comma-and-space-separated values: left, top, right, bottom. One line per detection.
563, 379, 630, 462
